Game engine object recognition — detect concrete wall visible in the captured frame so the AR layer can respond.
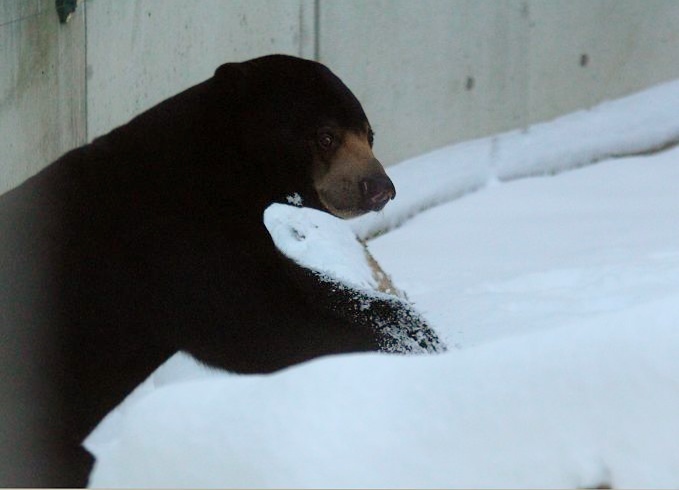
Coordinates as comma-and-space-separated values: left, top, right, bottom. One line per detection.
321, 0, 679, 165
3, 0, 679, 194
86, 0, 315, 139
318, 0, 530, 165
0, 0, 86, 194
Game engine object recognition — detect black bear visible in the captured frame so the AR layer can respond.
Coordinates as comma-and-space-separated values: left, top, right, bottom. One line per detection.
0, 54, 443, 487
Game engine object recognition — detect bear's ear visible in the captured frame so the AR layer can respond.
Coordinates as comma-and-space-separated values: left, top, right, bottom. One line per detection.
213, 62, 250, 98
214, 62, 248, 80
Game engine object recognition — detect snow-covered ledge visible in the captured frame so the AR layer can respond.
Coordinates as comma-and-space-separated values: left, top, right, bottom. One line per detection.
351, 78, 679, 239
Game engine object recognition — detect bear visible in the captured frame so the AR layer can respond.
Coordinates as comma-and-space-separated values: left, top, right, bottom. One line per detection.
0, 54, 444, 487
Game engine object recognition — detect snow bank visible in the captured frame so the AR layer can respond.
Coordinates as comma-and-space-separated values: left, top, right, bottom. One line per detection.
351, 79, 679, 238
90, 291, 679, 488
369, 146, 679, 348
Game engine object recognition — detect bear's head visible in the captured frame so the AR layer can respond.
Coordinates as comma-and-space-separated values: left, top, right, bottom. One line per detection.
214, 55, 395, 219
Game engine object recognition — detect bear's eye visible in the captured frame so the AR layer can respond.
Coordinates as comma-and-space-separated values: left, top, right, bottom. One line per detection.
368, 129, 375, 146
318, 132, 334, 150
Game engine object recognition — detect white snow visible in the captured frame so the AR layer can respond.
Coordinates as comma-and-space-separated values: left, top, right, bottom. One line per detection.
285, 192, 303, 207
370, 150, 679, 349
263, 203, 378, 291
350, 78, 679, 239
88, 80, 679, 488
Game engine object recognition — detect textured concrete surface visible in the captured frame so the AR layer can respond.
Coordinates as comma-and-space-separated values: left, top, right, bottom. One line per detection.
0, 0, 85, 194
86, 0, 314, 140
319, 0, 679, 165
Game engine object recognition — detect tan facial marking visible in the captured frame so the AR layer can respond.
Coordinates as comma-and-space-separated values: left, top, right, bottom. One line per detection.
313, 130, 391, 219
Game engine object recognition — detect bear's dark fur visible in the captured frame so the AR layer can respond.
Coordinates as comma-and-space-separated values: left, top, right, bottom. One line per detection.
0, 55, 443, 487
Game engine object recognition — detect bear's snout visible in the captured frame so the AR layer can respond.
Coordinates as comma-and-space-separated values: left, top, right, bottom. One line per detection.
360, 173, 396, 212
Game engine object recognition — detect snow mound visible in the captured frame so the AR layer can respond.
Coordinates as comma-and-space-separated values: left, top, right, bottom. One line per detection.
351, 79, 679, 238
89, 291, 679, 488
368, 146, 679, 349
263, 203, 445, 354
264, 203, 378, 291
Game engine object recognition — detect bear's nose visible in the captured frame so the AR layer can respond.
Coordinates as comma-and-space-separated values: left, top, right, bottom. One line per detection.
361, 174, 396, 212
